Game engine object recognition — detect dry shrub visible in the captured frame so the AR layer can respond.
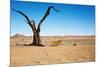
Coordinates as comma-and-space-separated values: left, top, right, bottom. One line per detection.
22, 39, 24, 41
51, 40, 62, 46
73, 43, 77, 46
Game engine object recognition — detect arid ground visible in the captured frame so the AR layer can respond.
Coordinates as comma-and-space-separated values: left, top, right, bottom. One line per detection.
10, 34, 95, 67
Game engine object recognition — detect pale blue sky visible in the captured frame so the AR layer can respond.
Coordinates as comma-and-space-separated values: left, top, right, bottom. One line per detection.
10, 1, 95, 36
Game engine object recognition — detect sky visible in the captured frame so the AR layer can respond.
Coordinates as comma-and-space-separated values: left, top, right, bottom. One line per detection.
10, 0, 95, 36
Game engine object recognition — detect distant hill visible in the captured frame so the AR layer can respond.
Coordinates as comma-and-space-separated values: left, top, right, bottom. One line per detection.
11, 34, 25, 38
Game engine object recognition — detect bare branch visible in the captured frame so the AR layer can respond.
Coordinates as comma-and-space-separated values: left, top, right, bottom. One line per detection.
24, 20, 33, 29
37, 6, 59, 30
31, 20, 37, 32
12, 9, 36, 32
50, 6, 59, 12
12, 9, 31, 23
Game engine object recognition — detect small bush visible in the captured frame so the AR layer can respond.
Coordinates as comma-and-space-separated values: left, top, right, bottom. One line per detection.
51, 40, 62, 46
73, 43, 77, 46
22, 39, 24, 41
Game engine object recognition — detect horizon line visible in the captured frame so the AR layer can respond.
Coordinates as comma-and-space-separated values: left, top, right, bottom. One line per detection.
10, 33, 95, 37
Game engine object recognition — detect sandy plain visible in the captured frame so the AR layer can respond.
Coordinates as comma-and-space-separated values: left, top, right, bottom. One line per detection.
10, 35, 95, 67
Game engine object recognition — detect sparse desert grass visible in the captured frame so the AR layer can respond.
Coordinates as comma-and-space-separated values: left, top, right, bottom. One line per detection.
10, 36, 95, 67
51, 40, 62, 46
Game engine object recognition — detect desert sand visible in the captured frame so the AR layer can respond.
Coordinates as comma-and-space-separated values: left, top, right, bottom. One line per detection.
10, 35, 95, 67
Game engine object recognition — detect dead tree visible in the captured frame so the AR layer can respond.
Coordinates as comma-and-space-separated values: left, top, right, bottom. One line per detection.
12, 6, 59, 46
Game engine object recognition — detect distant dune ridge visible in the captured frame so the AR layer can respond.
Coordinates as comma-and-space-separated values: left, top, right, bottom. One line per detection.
10, 34, 95, 66
11, 34, 25, 38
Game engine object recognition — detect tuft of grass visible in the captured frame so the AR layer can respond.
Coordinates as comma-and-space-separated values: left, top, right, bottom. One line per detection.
73, 43, 77, 46
51, 40, 62, 46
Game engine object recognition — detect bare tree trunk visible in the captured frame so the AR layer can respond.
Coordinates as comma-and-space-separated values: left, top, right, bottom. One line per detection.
32, 31, 43, 46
